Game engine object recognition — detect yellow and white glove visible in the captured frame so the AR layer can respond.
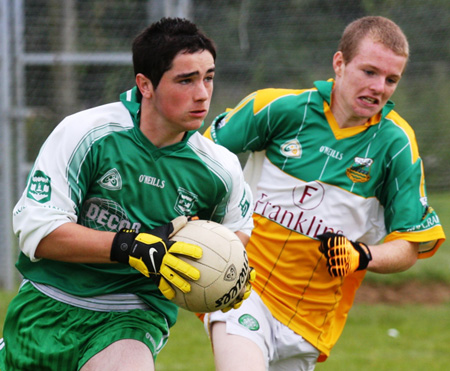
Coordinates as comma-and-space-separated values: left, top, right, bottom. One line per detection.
317, 233, 372, 277
111, 216, 202, 300
221, 267, 256, 312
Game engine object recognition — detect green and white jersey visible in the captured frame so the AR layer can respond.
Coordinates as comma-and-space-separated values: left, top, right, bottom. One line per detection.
13, 87, 253, 326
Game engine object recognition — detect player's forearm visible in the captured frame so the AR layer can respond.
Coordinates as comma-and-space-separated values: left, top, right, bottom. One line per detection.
235, 230, 250, 246
367, 240, 419, 274
35, 222, 115, 263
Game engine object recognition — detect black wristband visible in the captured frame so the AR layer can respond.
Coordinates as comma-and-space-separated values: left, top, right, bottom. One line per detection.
354, 241, 372, 270
111, 229, 138, 263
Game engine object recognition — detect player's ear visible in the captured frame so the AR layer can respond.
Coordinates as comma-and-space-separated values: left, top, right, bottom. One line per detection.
135, 73, 154, 99
333, 51, 344, 77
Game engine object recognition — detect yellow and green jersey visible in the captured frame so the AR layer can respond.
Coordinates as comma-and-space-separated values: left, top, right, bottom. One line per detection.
13, 87, 253, 328
205, 79, 445, 359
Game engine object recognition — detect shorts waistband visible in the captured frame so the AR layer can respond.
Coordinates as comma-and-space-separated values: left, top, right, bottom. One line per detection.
26, 280, 150, 312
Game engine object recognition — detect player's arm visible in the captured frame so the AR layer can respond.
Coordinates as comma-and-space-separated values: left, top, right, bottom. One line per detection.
235, 230, 250, 246
367, 239, 418, 273
317, 233, 419, 277
36, 218, 203, 299
35, 222, 114, 263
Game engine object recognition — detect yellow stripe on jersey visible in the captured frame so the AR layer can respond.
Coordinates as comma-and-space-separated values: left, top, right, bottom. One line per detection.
386, 110, 420, 163
203, 125, 212, 140
219, 88, 312, 127
252, 88, 311, 115
419, 161, 426, 199
384, 226, 445, 258
221, 92, 257, 124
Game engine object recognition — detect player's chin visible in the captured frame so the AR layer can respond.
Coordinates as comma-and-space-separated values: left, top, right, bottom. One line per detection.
184, 118, 205, 131
353, 106, 379, 121
356, 99, 382, 115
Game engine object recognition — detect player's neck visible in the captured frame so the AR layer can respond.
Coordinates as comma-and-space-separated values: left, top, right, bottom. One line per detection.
140, 109, 185, 148
330, 95, 370, 128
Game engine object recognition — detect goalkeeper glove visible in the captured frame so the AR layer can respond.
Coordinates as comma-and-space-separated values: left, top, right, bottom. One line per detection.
317, 232, 372, 277
222, 267, 256, 313
111, 216, 203, 300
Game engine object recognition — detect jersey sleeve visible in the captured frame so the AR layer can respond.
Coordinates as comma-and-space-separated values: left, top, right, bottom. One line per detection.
219, 152, 254, 236
188, 132, 254, 236
380, 113, 445, 257
13, 116, 86, 260
13, 103, 132, 261
206, 88, 305, 153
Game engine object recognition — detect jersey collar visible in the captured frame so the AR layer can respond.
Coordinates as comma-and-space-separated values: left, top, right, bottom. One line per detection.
120, 86, 141, 126
119, 86, 198, 148
314, 79, 396, 139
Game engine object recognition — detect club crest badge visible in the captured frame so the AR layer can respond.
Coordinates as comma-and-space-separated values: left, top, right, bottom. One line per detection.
238, 314, 260, 331
280, 139, 302, 158
174, 187, 198, 215
346, 157, 373, 183
98, 168, 122, 191
27, 170, 51, 203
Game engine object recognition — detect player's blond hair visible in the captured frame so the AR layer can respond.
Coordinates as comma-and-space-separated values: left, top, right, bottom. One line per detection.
338, 16, 409, 64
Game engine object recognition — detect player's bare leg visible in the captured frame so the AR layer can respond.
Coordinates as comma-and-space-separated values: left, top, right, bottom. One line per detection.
211, 322, 266, 371
80, 339, 154, 371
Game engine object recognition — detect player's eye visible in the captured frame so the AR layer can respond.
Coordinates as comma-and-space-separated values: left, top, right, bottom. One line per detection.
386, 77, 399, 85
179, 78, 192, 85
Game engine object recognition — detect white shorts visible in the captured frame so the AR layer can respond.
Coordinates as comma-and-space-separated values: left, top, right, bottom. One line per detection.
204, 291, 319, 371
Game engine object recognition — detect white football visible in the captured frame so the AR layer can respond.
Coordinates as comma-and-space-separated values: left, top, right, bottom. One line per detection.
169, 219, 250, 313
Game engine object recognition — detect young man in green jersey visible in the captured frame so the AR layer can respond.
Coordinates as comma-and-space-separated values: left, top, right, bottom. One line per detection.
204, 16, 445, 370
0, 18, 254, 370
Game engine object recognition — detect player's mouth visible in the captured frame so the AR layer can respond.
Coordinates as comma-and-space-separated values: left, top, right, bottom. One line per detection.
359, 96, 379, 105
190, 109, 208, 118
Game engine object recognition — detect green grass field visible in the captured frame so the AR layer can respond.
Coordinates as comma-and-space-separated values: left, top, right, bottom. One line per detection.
155, 302, 450, 371
1, 192, 449, 370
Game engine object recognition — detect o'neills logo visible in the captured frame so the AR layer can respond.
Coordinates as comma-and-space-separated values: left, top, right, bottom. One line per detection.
27, 170, 51, 203
215, 250, 249, 308
346, 157, 373, 183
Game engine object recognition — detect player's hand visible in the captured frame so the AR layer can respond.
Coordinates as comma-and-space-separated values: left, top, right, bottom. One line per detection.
111, 216, 203, 300
317, 232, 372, 277
222, 267, 256, 313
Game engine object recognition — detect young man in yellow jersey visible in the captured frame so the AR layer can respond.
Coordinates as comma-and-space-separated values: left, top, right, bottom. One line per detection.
204, 16, 445, 370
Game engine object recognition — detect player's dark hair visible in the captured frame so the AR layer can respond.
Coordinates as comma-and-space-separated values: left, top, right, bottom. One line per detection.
132, 17, 216, 89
